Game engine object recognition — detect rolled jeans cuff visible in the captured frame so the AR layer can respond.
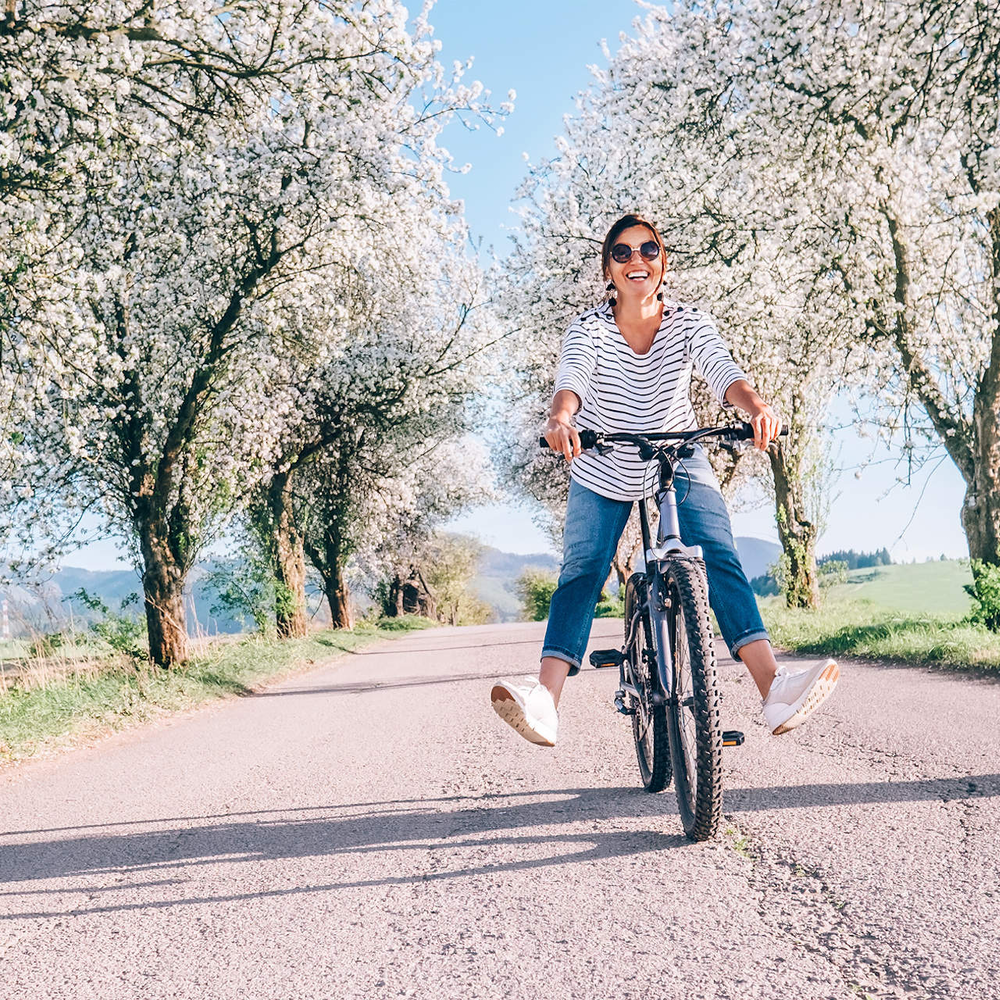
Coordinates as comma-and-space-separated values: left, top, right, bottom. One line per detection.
730, 629, 770, 661
540, 646, 583, 676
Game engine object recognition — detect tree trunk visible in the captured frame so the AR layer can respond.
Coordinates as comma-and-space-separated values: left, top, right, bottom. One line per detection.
394, 574, 405, 617
963, 207, 1000, 569
610, 539, 639, 590
325, 561, 352, 629
962, 427, 1000, 567
269, 472, 308, 638
303, 520, 353, 629
768, 440, 819, 609
139, 523, 188, 667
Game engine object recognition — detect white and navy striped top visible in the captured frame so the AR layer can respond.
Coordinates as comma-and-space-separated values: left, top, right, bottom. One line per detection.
554, 299, 747, 501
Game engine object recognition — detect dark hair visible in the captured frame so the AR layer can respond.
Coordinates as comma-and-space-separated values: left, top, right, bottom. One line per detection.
600, 213, 667, 282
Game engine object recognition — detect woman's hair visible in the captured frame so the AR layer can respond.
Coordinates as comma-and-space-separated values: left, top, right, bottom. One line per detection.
600, 213, 667, 281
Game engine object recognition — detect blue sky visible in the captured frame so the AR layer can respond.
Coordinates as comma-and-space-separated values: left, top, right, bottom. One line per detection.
73, 0, 970, 569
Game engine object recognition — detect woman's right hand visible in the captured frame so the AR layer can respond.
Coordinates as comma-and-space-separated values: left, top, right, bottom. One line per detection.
544, 415, 581, 463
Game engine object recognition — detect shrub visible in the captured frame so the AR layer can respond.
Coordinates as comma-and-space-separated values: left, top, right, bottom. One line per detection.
70, 589, 148, 662
818, 559, 849, 588
203, 558, 276, 634
594, 593, 625, 618
515, 568, 558, 621
964, 560, 1000, 631
515, 568, 624, 620
28, 632, 67, 658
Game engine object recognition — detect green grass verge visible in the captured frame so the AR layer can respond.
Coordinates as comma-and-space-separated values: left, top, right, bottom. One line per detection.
760, 596, 1000, 671
0, 616, 434, 765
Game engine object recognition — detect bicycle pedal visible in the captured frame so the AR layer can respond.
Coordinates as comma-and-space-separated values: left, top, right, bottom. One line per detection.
613, 691, 634, 715
722, 730, 745, 747
589, 648, 623, 669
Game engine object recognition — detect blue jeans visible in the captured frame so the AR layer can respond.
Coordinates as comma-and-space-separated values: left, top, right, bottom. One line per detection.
541, 448, 769, 675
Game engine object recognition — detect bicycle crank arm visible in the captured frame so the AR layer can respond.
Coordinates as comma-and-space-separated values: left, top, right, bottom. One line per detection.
617, 681, 641, 700
613, 689, 636, 716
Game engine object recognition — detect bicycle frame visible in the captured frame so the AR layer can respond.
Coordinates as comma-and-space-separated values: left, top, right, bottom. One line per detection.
558, 420, 772, 836
621, 445, 703, 705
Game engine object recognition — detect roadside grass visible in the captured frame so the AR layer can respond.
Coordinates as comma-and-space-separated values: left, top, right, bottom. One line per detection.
760, 596, 1000, 672
0, 616, 434, 765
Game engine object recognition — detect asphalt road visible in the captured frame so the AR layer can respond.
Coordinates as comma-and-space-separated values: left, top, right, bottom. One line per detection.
2, 621, 998, 1000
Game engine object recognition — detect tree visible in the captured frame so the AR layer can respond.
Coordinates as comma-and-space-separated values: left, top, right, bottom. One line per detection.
9, 2, 501, 663
502, 4, 857, 607
301, 431, 493, 629
423, 533, 491, 626
248, 211, 501, 636
701, 0, 1000, 605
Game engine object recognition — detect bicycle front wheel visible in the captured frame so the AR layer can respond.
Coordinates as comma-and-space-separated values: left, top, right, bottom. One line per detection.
663, 558, 722, 841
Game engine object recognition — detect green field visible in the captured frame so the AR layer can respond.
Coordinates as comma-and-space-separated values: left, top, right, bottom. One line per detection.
759, 558, 1000, 671
823, 559, 974, 615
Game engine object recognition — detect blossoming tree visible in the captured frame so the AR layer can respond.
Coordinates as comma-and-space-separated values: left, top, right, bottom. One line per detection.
716, 0, 1000, 586
503, 4, 858, 606
7, 0, 501, 663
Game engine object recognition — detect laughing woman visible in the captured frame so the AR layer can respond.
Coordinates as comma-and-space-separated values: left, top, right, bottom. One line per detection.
491, 213, 839, 746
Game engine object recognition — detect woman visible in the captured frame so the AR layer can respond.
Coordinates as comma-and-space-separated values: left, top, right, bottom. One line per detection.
491, 213, 839, 747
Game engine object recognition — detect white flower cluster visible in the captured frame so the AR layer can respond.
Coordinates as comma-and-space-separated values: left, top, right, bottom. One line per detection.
1, 0, 507, 651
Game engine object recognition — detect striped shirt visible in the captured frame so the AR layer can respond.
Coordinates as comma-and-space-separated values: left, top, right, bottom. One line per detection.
554, 299, 747, 501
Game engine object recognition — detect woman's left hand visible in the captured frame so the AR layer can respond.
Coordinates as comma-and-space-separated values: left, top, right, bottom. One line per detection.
748, 403, 782, 451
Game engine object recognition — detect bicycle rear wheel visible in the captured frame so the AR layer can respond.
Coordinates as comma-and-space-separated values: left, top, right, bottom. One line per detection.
624, 574, 670, 792
663, 558, 722, 841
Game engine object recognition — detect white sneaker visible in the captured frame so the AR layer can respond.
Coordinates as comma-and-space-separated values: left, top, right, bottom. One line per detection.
762, 659, 840, 735
490, 676, 558, 747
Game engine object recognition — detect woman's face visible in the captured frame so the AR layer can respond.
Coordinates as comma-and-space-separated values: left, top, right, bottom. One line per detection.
606, 225, 665, 301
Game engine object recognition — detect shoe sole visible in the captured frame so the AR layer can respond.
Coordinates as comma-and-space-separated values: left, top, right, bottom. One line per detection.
771, 661, 840, 735
491, 685, 556, 747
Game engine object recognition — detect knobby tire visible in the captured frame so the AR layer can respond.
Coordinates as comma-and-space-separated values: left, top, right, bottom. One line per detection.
663, 558, 722, 841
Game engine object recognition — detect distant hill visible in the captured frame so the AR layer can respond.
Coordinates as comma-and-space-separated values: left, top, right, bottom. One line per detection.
473, 546, 559, 623
734, 537, 781, 582
1, 563, 246, 638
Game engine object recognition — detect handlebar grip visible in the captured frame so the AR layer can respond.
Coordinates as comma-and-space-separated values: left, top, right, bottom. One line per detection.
729, 422, 790, 441
538, 430, 598, 450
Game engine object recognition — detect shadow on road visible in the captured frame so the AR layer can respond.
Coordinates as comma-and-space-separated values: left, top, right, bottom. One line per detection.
2, 773, 997, 920
252, 670, 501, 698
0, 785, 687, 918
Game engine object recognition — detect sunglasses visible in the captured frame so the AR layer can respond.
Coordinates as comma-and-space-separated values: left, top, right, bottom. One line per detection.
610, 240, 661, 264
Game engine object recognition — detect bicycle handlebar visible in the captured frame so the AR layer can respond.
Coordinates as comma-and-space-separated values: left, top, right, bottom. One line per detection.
538, 422, 788, 450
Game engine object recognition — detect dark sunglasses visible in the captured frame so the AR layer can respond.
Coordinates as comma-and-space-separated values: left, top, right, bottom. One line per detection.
610, 240, 660, 264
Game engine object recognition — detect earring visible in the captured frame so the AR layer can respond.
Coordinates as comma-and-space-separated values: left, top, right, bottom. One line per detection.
657, 279, 666, 302
606, 281, 616, 307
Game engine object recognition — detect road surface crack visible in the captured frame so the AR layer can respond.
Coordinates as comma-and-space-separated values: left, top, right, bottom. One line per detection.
723, 817, 930, 999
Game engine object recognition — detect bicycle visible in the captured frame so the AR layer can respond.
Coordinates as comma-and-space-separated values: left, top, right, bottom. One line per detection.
541, 421, 778, 841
